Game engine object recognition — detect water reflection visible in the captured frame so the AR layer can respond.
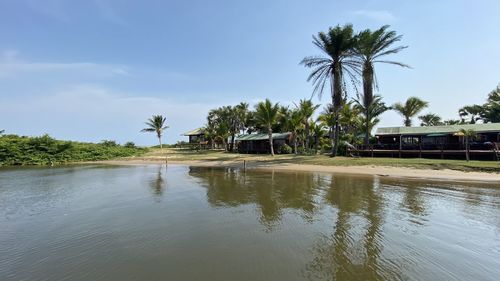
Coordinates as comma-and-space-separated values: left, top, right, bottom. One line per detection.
149, 165, 167, 199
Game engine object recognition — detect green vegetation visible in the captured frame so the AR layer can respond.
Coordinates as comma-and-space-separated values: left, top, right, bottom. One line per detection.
254, 99, 281, 156
392, 97, 429, 127
0, 134, 146, 166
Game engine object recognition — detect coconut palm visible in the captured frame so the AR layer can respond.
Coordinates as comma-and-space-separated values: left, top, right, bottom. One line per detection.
279, 107, 303, 154
353, 93, 389, 142
392, 97, 428, 126
318, 104, 336, 153
254, 99, 280, 156
141, 115, 169, 149
418, 113, 442, 126
459, 105, 484, 124
443, 119, 461, 125
483, 85, 500, 122
296, 99, 320, 150
301, 24, 359, 156
310, 121, 326, 152
355, 25, 409, 144
459, 129, 476, 161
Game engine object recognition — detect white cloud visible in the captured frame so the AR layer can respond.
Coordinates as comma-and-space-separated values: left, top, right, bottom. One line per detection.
350, 10, 397, 22
0, 85, 217, 145
0, 50, 130, 78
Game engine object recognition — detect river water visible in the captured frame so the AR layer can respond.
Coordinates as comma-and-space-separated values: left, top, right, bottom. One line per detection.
1, 165, 499, 281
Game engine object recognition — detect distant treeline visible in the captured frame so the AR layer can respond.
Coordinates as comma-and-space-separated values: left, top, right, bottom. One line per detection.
0, 134, 146, 166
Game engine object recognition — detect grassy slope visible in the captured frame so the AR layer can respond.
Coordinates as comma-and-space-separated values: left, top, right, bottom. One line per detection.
134, 148, 500, 173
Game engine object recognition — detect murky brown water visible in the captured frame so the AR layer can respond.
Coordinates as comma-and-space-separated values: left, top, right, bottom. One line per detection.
1, 165, 499, 281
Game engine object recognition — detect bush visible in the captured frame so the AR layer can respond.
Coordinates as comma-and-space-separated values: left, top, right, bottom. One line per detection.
279, 144, 292, 154
100, 140, 118, 147
124, 141, 136, 148
0, 134, 146, 166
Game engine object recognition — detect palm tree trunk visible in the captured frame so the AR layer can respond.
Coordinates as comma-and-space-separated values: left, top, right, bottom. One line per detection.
363, 63, 373, 146
230, 134, 235, 151
268, 126, 274, 156
465, 138, 470, 161
305, 121, 310, 150
331, 62, 342, 157
293, 131, 298, 154
158, 135, 162, 149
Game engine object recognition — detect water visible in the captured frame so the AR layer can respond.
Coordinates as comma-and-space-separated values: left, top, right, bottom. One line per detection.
0, 165, 499, 281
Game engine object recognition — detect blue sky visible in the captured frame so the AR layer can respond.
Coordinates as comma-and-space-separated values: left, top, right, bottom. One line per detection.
0, 0, 499, 145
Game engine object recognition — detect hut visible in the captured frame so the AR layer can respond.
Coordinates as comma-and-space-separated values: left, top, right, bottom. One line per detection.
356, 123, 500, 160
236, 133, 292, 154
182, 128, 206, 144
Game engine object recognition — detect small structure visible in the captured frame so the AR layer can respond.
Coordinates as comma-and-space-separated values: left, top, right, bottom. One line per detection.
182, 128, 206, 144
355, 123, 500, 160
236, 133, 292, 154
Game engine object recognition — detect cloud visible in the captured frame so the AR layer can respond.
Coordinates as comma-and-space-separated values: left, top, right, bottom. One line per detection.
0, 50, 130, 78
350, 10, 397, 22
0, 85, 217, 145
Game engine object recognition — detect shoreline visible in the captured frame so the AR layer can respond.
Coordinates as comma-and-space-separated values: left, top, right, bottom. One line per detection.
91, 159, 500, 183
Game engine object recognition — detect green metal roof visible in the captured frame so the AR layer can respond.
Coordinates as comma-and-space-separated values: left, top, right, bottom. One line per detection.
376, 123, 500, 136
182, 128, 205, 136
235, 133, 291, 141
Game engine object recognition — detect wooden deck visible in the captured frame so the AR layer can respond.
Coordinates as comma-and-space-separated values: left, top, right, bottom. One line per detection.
354, 148, 499, 161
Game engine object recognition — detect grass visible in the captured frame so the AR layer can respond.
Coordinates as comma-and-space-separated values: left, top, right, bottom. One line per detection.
131, 148, 500, 173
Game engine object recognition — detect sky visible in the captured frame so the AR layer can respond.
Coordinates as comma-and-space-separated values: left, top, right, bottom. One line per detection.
0, 0, 499, 145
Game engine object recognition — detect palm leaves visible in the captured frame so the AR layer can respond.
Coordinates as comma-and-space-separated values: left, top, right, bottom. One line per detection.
418, 113, 442, 126
458, 129, 477, 161
254, 99, 280, 155
353, 93, 389, 142
296, 99, 320, 149
301, 24, 360, 156
355, 25, 409, 144
141, 115, 169, 148
392, 97, 428, 126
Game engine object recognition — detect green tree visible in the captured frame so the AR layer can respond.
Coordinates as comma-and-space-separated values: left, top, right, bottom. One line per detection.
318, 104, 336, 152
442, 119, 461, 125
296, 99, 320, 149
418, 113, 442, 126
392, 97, 428, 126
459, 129, 476, 161
279, 107, 303, 154
459, 105, 483, 124
141, 115, 169, 149
254, 99, 280, 156
353, 94, 389, 142
301, 24, 359, 157
483, 85, 500, 122
355, 25, 409, 144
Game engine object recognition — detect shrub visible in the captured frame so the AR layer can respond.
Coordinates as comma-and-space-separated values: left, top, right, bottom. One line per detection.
124, 141, 136, 148
279, 144, 292, 154
100, 140, 118, 147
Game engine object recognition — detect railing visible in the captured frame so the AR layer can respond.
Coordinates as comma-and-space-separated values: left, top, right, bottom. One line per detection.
355, 142, 496, 151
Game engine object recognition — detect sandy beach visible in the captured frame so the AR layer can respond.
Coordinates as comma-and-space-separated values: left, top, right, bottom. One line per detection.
93, 158, 500, 183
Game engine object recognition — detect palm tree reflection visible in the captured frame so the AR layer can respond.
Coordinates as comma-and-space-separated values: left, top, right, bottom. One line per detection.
149, 165, 166, 198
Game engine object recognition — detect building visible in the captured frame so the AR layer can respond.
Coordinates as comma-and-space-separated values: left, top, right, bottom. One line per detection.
355, 123, 500, 160
236, 133, 292, 154
182, 128, 206, 144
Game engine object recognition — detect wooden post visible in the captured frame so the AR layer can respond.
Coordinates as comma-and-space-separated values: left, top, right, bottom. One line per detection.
371, 145, 374, 158
399, 135, 402, 158
419, 136, 422, 158
243, 160, 246, 171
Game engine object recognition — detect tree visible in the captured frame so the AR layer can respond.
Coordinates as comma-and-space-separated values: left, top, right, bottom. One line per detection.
301, 24, 359, 157
296, 99, 320, 150
355, 25, 409, 144
418, 113, 442, 126
279, 107, 303, 154
141, 115, 169, 149
442, 119, 461, 125
207, 107, 231, 150
310, 121, 326, 152
254, 99, 280, 156
459, 105, 483, 124
459, 129, 476, 161
338, 102, 361, 144
483, 85, 500, 122
318, 104, 336, 153
353, 93, 389, 142
392, 97, 428, 126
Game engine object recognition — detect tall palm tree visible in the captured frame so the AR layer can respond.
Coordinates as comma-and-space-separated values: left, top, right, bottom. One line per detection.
459, 105, 483, 124
355, 25, 409, 144
296, 99, 320, 150
301, 24, 359, 156
254, 99, 280, 156
141, 115, 169, 149
392, 97, 428, 126
418, 113, 442, 126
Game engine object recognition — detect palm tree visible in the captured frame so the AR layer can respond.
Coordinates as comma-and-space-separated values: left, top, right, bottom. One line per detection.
458, 129, 476, 161
318, 104, 336, 152
483, 85, 500, 122
392, 97, 428, 126
301, 24, 359, 156
459, 105, 484, 124
310, 121, 326, 152
355, 25, 409, 145
296, 99, 320, 150
418, 113, 442, 126
279, 107, 303, 154
443, 119, 461, 125
254, 99, 280, 156
353, 93, 389, 143
141, 115, 169, 149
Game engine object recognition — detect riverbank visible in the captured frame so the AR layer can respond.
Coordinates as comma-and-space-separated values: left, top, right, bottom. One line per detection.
93, 148, 500, 182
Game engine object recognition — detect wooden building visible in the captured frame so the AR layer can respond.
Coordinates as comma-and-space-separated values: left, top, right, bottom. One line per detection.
355, 123, 500, 160
183, 128, 206, 144
236, 133, 292, 154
